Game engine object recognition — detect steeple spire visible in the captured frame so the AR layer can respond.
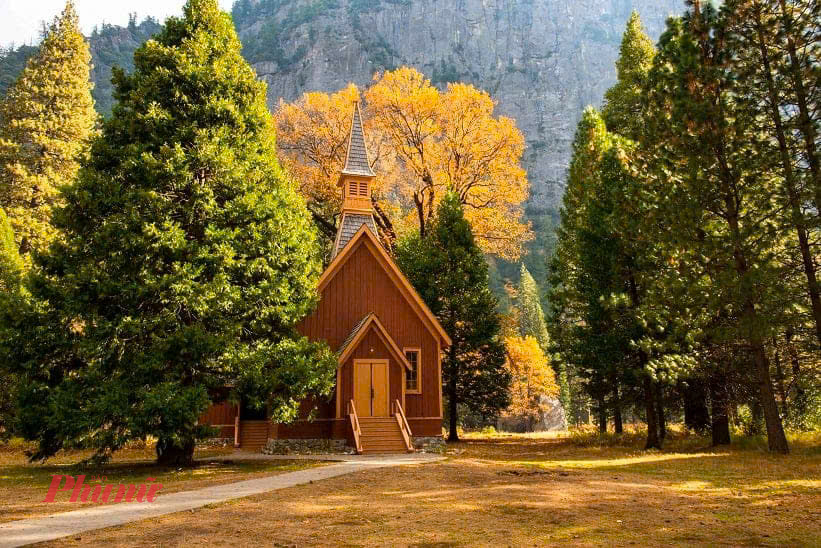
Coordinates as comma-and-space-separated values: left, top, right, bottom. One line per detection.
342, 102, 375, 178
333, 103, 378, 258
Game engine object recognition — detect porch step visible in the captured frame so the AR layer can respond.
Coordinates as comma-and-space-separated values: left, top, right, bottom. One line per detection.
358, 417, 412, 454
239, 421, 269, 450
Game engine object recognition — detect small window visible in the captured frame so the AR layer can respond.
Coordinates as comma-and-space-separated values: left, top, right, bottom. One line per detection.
405, 349, 420, 393
359, 181, 368, 196
348, 181, 358, 197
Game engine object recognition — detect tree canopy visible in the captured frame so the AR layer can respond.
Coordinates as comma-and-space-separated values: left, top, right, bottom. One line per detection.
276, 67, 532, 260
3, 0, 336, 465
0, 1, 96, 262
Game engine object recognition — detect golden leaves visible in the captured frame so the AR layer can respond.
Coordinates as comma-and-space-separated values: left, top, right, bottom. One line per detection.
275, 67, 532, 259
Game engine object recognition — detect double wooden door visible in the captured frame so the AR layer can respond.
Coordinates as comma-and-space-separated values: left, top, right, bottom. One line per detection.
354, 360, 389, 417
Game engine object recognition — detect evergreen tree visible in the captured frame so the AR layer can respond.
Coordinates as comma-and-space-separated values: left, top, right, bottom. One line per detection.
601, 11, 656, 141
517, 264, 569, 413
0, 1, 96, 262
0, 208, 22, 437
4, 0, 336, 465
723, 0, 821, 348
641, 1, 790, 453
396, 192, 510, 442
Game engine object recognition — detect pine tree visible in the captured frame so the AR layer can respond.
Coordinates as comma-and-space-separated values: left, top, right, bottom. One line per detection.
5, 0, 336, 465
0, 208, 22, 436
396, 192, 510, 442
0, 1, 96, 262
601, 11, 656, 141
518, 264, 569, 414
723, 0, 821, 348
641, 1, 790, 453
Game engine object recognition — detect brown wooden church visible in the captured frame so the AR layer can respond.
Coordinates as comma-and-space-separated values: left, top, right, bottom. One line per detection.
200, 104, 450, 453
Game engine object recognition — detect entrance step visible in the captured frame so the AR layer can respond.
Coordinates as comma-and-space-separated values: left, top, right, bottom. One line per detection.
358, 417, 412, 454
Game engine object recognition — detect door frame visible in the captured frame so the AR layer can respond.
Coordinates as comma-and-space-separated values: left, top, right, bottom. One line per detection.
353, 359, 390, 417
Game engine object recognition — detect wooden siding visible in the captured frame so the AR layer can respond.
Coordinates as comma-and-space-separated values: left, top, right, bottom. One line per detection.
199, 400, 236, 426
298, 238, 442, 420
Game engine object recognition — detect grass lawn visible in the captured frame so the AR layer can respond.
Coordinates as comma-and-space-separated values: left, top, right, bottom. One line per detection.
0, 442, 320, 524
38, 430, 821, 547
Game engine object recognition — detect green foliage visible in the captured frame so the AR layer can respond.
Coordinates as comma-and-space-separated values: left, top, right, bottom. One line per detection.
0, 1, 96, 263
0, 208, 22, 292
396, 192, 511, 440
3, 0, 335, 464
601, 11, 655, 141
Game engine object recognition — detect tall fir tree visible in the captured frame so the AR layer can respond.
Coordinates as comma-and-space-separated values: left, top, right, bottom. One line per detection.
0, 1, 96, 261
0, 207, 22, 437
396, 192, 510, 442
641, 1, 790, 453
723, 0, 821, 348
518, 264, 569, 414
601, 11, 656, 141
4, 0, 336, 465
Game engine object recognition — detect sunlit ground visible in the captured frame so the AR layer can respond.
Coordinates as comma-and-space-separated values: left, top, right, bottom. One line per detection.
0, 441, 319, 523
43, 429, 821, 547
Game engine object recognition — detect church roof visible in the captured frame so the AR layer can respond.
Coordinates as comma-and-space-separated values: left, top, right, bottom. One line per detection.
341, 103, 375, 178
336, 312, 412, 370
334, 212, 378, 258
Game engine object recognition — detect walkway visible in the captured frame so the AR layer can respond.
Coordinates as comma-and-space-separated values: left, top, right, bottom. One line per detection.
0, 452, 443, 548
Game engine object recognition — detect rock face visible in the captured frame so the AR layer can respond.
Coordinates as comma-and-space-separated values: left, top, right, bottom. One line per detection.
233, 0, 683, 207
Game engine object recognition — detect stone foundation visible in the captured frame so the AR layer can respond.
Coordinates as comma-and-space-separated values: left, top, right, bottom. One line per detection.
262, 438, 354, 455
200, 438, 234, 448
412, 436, 446, 453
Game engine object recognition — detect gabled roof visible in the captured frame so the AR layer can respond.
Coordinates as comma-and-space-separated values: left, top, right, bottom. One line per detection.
340, 102, 375, 179
337, 313, 412, 370
319, 224, 452, 348
332, 212, 377, 259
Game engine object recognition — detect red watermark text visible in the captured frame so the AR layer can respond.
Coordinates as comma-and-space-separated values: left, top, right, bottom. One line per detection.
42, 475, 163, 504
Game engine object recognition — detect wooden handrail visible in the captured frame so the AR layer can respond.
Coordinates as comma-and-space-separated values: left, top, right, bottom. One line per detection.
393, 399, 414, 452
348, 399, 363, 454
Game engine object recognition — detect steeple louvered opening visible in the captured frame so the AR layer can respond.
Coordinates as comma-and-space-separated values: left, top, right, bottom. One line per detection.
334, 102, 378, 258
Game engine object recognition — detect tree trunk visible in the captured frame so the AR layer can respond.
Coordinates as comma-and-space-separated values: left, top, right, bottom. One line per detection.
597, 395, 607, 433
156, 437, 195, 466
752, 7, 821, 347
683, 380, 711, 433
447, 375, 459, 443
777, 0, 821, 213
709, 373, 731, 446
613, 384, 623, 434
643, 378, 661, 449
773, 339, 788, 411
751, 341, 789, 453
656, 384, 666, 442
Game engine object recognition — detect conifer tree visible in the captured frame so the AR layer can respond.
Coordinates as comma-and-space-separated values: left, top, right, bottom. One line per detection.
0, 208, 22, 436
601, 11, 656, 141
396, 192, 510, 442
0, 1, 96, 261
641, 1, 790, 453
5, 0, 336, 465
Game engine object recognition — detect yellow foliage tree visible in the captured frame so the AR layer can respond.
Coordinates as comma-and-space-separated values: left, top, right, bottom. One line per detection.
0, 1, 96, 262
503, 335, 559, 428
275, 67, 532, 260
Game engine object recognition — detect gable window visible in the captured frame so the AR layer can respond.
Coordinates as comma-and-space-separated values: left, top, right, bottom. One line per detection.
404, 349, 420, 393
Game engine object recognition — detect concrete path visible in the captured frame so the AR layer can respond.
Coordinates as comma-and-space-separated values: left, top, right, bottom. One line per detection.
0, 453, 444, 548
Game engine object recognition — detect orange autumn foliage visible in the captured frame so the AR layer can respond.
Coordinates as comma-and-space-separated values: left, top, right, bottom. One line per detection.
275, 67, 532, 260
503, 336, 559, 424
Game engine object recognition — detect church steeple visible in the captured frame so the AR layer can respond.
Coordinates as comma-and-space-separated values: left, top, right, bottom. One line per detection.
333, 103, 378, 258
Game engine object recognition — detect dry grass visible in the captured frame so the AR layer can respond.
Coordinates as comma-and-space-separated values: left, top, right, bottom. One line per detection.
0, 441, 319, 523
38, 431, 821, 547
